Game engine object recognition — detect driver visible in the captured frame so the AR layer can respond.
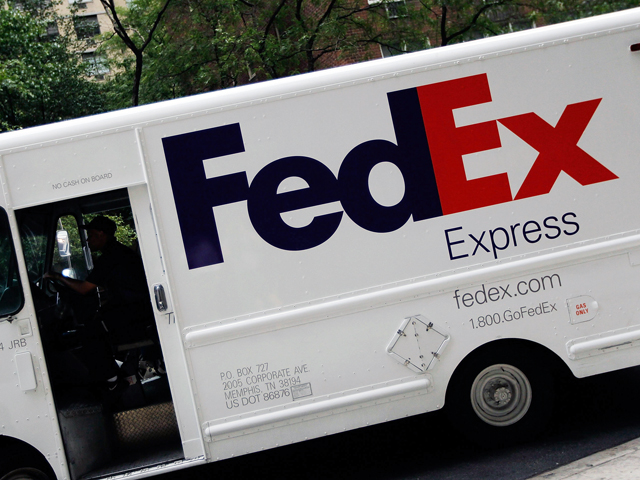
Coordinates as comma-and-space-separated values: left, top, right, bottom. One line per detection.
45, 216, 153, 395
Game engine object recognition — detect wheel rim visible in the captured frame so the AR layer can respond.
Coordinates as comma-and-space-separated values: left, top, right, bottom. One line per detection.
470, 363, 532, 427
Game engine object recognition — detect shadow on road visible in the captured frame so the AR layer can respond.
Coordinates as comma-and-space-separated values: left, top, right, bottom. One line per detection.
159, 366, 640, 480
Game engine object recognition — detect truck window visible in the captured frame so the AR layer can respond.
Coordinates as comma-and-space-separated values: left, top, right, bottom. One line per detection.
20, 211, 49, 288
0, 208, 24, 317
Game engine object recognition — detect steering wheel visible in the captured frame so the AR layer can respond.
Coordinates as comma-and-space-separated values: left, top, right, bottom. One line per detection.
44, 275, 76, 297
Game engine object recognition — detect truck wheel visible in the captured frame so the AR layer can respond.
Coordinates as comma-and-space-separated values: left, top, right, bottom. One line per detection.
446, 345, 555, 446
0, 468, 51, 480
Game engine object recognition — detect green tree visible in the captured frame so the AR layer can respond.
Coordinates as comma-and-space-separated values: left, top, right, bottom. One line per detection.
98, 0, 174, 107
92, 0, 640, 110
369, 0, 639, 56
100, 0, 388, 105
534, 0, 639, 24
0, 0, 106, 131
106, 0, 638, 107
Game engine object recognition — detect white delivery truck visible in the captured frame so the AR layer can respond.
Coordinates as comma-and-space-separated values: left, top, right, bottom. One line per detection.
1, 8, 640, 479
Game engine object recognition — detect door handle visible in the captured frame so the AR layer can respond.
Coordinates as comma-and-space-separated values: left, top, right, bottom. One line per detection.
154, 284, 168, 312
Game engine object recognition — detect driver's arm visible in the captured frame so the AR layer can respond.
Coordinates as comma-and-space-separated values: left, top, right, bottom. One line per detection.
44, 272, 99, 296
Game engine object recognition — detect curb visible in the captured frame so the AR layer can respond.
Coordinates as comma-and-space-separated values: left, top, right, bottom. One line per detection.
529, 438, 640, 479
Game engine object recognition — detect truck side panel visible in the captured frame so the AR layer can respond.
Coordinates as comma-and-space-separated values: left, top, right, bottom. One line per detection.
2, 130, 145, 209
142, 25, 640, 325
136, 14, 640, 460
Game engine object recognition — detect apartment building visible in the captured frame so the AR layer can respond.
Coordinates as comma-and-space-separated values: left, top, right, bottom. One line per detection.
54, 0, 128, 79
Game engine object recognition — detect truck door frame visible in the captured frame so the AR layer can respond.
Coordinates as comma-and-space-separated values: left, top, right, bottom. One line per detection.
0, 194, 67, 479
127, 183, 206, 461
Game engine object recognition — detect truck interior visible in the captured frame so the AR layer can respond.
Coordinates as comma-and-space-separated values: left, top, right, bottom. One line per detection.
16, 188, 184, 480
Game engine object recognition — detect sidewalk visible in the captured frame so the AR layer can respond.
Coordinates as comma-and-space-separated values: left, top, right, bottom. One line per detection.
528, 438, 640, 479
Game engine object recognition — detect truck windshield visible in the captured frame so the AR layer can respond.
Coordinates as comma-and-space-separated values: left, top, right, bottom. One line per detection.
0, 208, 24, 317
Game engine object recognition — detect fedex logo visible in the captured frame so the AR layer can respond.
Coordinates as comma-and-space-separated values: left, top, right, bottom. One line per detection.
162, 73, 617, 270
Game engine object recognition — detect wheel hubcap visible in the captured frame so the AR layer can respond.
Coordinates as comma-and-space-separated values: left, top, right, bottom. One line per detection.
470, 364, 532, 427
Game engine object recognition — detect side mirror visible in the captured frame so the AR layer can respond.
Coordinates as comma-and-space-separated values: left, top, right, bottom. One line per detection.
56, 230, 71, 258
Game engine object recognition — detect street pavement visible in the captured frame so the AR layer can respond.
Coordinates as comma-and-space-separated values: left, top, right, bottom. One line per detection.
529, 437, 640, 479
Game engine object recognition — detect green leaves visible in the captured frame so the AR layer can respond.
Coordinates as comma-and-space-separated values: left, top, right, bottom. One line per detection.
2, 0, 637, 126
0, 0, 105, 131
110, 0, 391, 105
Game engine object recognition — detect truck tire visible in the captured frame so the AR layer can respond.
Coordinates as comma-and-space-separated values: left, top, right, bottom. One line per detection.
0, 468, 51, 480
0, 440, 55, 480
446, 344, 555, 446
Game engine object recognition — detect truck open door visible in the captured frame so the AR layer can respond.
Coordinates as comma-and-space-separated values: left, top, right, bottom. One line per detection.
8, 167, 206, 478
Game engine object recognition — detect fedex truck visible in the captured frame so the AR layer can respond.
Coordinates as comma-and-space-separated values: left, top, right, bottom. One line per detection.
1, 7, 640, 479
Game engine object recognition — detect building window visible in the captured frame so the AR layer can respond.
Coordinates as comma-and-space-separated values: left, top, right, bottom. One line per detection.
74, 14, 100, 39
384, 0, 407, 19
367, 0, 407, 19
82, 52, 109, 79
13, 0, 53, 9
46, 22, 59, 37
380, 39, 427, 58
